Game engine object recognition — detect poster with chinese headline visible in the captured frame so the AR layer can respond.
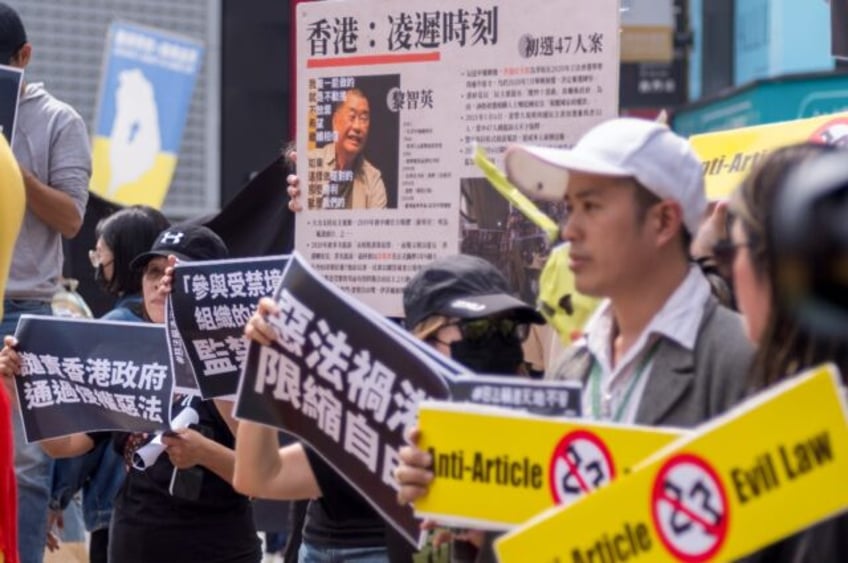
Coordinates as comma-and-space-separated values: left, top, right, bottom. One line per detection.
169, 256, 288, 398
12, 316, 173, 443
165, 299, 199, 396
295, 0, 620, 316
235, 252, 452, 546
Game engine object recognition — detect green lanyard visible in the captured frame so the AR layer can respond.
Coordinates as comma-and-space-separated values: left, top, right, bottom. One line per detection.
589, 341, 660, 422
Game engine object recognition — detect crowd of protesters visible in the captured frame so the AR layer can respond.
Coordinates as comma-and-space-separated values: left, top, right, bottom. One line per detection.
0, 3, 847, 563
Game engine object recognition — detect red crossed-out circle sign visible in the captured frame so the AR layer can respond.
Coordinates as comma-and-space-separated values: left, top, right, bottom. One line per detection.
809, 117, 848, 147
651, 453, 730, 562
548, 429, 616, 505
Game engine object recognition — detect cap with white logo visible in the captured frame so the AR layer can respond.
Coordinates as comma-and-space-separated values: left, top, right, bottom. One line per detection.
130, 224, 229, 270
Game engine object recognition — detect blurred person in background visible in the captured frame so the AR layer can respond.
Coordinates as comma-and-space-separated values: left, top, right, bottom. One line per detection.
47, 206, 170, 563
721, 143, 847, 562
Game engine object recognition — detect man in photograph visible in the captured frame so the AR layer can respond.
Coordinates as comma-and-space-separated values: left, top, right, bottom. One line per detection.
309, 88, 387, 209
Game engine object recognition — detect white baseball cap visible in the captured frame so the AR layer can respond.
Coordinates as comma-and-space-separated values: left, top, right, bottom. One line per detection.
504, 118, 707, 235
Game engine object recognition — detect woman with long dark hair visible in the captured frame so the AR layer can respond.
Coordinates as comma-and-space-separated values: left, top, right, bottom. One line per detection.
47, 205, 170, 562
721, 143, 847, 562
90, 206, 170, 321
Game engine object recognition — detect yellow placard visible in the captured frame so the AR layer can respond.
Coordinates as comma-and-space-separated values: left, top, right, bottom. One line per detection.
496, 364, 848, 562
414, 402, 683, 529
689, 112, 848, 200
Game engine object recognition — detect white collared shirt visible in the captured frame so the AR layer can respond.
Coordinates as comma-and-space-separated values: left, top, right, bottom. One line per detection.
580, 265, 712, 424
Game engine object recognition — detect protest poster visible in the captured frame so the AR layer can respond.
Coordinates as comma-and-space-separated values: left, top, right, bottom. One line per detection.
495, 364, 848, 562
90, 21, 204, 207
170, 256, 288, 398
294, 0, 620, 316
12, 315, 173, 442
413, 402, 682, 529
164, 298, 199, 396
0, 64, 22, 146
235, 252, 452, 546
341, 285, 585, 417
690, 111, 848, 199
447, 375, 581, 417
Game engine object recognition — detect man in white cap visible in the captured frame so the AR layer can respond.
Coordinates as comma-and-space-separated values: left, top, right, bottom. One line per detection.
504, 117, 752, 426
394, 120, 754, 563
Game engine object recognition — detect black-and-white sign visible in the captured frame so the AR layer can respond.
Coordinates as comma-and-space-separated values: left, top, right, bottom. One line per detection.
235, 253, 451, 546
165, 298, 199, 396
13, 315, 173, 442
449, 375, 581, 417
0, 64, 22, 146
170, 256, 288, 398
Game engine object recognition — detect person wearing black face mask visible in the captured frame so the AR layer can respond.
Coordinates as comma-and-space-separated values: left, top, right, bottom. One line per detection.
89, 206, 170, 321
47, 205, 169, 563
235, 254, 544, 563
430, 316, 528, 375
398, 254, 545, 562
403, 254, 544, 378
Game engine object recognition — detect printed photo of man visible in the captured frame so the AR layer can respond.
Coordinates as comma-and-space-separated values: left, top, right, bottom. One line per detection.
310, 88, 387, 209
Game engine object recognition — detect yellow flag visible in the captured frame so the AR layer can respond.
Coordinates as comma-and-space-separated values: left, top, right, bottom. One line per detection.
472, 145, 560, 242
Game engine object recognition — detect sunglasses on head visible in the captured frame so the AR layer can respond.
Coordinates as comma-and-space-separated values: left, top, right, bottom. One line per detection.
446, 317, 530, 342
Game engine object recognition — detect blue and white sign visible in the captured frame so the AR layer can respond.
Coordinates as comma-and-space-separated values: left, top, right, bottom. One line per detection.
90, 21, 203, 207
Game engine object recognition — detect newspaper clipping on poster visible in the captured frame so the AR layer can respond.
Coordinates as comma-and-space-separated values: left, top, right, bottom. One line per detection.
169, 256, 288, 398
12, 315, 173, 442
295, 0, 620, 316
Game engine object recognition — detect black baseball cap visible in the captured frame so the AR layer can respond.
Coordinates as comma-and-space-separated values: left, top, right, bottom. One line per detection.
0, 3, 26, 63
403, 254, 545, 330
130, 225, 228, 270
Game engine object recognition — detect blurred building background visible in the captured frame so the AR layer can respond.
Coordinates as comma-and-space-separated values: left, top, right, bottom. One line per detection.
11, 0, 291, 219
10, 0, 847, 214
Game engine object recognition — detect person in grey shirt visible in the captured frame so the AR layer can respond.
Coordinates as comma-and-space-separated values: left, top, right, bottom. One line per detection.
0, 4, 90, 563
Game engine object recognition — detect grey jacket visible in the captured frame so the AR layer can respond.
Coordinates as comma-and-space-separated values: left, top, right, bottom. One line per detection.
546, 295, 754, 429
